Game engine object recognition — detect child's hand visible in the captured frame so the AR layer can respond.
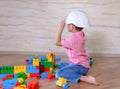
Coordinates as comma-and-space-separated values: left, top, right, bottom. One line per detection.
60, 20, 66, 29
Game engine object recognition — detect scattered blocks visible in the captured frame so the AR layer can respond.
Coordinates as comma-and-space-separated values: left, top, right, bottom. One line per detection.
0, 53, 61, 89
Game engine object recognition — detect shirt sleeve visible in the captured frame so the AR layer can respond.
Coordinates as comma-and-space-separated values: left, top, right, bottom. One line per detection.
61, 37, 73, 49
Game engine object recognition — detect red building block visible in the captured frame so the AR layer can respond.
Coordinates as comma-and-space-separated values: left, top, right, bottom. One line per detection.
47, 74, 55, 80
30, 74, 40, 79
39, 65, 44, 73
2, 74, 14, 81
44, 68, 50, 72
0, 85, 4, 89
25, 59, 28, 63
15, 82, 21, 87
36, 66, 39, 70
28, 81, 39, 89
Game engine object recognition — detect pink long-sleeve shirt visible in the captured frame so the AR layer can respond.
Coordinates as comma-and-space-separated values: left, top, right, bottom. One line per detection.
61, 31, 90, 68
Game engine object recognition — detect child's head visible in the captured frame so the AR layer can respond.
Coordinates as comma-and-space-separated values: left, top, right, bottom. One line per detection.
66, 10, 89, 32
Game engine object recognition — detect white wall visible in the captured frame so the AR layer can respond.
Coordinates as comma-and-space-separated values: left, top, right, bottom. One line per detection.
0, 0, 120, 55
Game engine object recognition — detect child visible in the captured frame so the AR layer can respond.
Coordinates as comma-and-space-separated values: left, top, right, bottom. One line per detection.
55, 10, 99, 85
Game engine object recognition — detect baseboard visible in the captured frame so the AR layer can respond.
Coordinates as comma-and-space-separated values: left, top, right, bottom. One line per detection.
0, 51, 120, 57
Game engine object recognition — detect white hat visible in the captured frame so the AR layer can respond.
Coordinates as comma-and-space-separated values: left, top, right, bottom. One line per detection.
66, 10, 89, 28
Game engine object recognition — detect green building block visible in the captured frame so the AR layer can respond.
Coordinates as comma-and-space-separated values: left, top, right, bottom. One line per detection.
54, 64, 58, 68
33, 55, 39, 59
1, 66, 14, 74
0, 67, 1, 74
41, 61, 53, 68
20, 81, 26, 85
16, 72, 27, 80
51, 70, 56, 74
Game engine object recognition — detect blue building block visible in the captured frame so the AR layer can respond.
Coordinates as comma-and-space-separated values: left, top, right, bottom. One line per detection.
27, 66, 39, 74
55, 57, 61, 62
40, 72, 48, 79
3, 78, 18, 89
62, 83, 69, 89
40, 56, 47, 61
13, 74, 17, 78
28, 58, 33, 64
0, 74, 6, 79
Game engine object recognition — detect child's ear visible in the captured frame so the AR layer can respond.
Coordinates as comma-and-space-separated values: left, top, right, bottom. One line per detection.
72, 24, 76, 30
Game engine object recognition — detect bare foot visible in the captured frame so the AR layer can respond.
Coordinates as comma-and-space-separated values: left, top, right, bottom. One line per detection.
80, 76, 99, 85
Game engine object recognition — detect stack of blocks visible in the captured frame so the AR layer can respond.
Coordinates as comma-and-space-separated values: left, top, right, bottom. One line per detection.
0, 53, 61, 89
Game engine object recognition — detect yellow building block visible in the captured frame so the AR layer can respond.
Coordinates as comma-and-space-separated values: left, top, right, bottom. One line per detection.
14, 86, 26, 89
14, 66, 26, 74
50, 68, 53, 73
46, 53, 56, 63
26, 73, 30, 78
32, 58, 39, 66
18, 78, 24, 82
56, 77, 67, 86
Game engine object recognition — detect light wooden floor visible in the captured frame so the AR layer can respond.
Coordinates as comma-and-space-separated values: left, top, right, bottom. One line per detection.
0, 54, 120, 89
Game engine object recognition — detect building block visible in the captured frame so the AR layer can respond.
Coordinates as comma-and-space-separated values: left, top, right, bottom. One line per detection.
30, 74, 40, 79
62, 83, 69, 89
2, 74, 14, 81
46, 74, 55, 80
27, 66, 39, 74
54, 64, 58, 68
90, 58, 93, 66
56, 77, 67, 87
40, 72, 48, 79
3, 78, 18, 89
41, 61, 53, 68
28, 81, 39, 89
40, 56, 47, 61
46, 53, 55, 63
1, 66, 14, 74
14, 66, 26, 74
0, 74, 6, 79
51, 70, 56, 74
15, 82, 21, 87
27, 58, 33, 65
33, 55, 39, 59
14, 85, 26, 89
32, 59, 39, 66
16, 72, 27, 80
55, 57, 61, 62
0, 85, 4, 89
18, 78, 24, 83
26, 74, 30, 78
39, 64, 44, 73
44, 68, 50, 72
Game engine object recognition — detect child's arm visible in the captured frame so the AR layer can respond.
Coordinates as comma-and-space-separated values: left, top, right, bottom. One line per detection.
55, 20, 66, 46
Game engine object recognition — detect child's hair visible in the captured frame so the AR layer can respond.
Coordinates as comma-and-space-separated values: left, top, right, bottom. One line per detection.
75, 26, 83, 31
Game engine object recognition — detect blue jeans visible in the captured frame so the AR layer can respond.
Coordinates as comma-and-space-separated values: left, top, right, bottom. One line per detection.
55, 62, 89, 83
